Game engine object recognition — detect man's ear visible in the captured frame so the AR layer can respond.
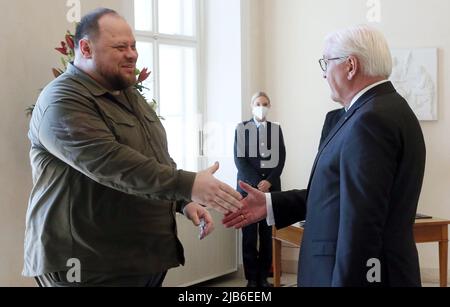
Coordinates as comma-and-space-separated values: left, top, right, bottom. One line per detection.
78, 39, 93, 59
347, 56, 358, 80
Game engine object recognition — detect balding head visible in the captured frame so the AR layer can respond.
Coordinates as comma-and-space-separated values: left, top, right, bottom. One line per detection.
74, 8, 120, 49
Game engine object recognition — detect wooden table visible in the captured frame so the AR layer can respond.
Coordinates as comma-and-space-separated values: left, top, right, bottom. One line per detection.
272, 218, 450, 287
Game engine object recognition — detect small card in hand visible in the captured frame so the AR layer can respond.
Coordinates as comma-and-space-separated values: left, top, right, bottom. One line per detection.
199, 219, 206, 240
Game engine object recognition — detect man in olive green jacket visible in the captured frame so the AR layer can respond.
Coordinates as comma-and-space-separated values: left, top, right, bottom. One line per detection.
24, 8, 242, 287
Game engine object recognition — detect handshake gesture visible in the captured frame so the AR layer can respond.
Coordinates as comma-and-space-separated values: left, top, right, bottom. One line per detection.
186, 162, 244, 240
188, 164, 268, 239
222, 181, 268, 229
191, 162, 243, 214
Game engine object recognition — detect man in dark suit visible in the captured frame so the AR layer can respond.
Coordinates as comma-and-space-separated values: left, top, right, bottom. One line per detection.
234, 92, 286, 287
224, 25, 426, 287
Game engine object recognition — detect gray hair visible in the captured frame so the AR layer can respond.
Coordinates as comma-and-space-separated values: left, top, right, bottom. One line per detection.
251, 91, 271, 105
325, 25, 392, 79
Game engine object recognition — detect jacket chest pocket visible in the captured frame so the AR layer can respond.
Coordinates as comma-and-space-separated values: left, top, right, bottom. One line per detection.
142, 113, 172, 164
100, 109, 145, 151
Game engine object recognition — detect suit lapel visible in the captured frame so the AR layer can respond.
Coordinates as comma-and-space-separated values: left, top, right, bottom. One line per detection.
305, 82, 397, 195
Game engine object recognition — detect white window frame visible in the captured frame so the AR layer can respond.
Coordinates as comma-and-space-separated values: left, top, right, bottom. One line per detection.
124, 0, 205, 170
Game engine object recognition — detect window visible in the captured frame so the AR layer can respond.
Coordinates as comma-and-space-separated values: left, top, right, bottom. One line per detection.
132, 0, 201, 171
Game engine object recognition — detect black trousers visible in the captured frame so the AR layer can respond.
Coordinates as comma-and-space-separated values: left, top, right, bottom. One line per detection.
242, 220, 272, 281
35, 270, 167, 287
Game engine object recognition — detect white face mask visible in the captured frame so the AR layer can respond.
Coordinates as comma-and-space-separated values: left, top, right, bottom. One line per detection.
252, 106, 269, 121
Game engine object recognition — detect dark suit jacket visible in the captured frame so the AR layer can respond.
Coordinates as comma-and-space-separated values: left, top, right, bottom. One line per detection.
234, 120, 286, 194
319, 108, 345, 148
271, 82, 426, 287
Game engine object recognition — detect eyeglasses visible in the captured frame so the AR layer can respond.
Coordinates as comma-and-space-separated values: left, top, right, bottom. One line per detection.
318, 57, 348, 72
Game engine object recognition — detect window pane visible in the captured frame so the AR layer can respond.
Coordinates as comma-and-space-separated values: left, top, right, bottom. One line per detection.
159, 44, 197, 170
158, 0, 195, 36
136, 41, 154, 101
134, 0, 153, 31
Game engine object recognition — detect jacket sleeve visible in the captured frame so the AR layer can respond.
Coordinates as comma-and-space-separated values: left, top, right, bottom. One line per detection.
169, 156, 191, 213
175, 200, 190, 214
332, 111, 398, 286
38, 98, 195, 203
233, 127, 262, 187
271, 189, 307, 229
266, 125, 286, 184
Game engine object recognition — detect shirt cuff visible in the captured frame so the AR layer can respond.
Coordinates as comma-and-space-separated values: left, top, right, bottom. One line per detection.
177, 200, 189, 215
265, 193, 275, 226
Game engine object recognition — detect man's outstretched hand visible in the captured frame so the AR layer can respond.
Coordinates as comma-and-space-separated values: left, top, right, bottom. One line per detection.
191, 162, 243, 214
222, 181, 268, 229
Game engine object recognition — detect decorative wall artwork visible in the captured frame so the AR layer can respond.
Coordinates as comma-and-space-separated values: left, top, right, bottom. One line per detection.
390, 48, 438, 121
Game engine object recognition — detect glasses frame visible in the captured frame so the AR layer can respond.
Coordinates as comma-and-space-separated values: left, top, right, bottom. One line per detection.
319, 56, 348, 72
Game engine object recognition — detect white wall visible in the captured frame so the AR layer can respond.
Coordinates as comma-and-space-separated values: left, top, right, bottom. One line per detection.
203, 0, 243, 174
202, 0, 244, 267
241, 0, 265, 119
248, 0, 450, 281
0, 0, 124, 287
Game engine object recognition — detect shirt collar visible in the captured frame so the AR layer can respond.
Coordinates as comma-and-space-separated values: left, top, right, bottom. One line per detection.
66, 63, 114, 97
346, 80, 389, 112
253, 117, 267, 128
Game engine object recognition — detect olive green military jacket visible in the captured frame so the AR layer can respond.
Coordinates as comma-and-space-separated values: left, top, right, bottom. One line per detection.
23, 64, 196, 277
